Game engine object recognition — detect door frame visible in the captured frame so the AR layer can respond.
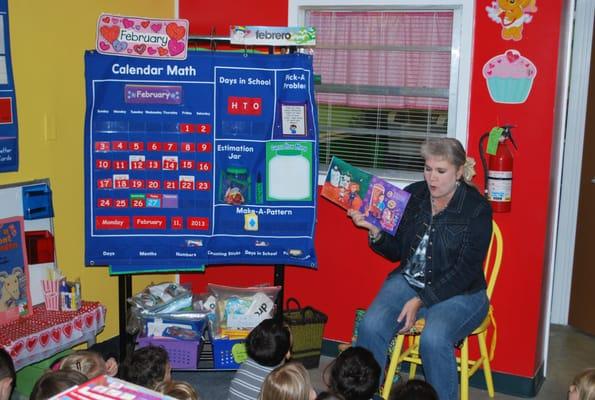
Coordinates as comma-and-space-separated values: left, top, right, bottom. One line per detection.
551, 0, 595, 325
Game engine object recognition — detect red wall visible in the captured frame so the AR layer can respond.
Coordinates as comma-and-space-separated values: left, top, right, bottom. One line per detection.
179, 0, 563, 379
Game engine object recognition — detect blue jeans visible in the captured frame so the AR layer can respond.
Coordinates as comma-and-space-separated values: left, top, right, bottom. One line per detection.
356, 273, 489, 400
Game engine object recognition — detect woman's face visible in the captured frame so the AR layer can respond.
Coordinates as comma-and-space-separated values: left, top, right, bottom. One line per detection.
424, 156, 462, 200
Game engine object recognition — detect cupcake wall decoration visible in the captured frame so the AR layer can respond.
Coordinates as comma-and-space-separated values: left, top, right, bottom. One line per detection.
482, 49, 537, 104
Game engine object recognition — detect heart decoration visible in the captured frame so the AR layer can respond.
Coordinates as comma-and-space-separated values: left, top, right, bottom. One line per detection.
147, 47, 157, 55
166, 23, 186, 41
112, 18, 120, 24
127, 49, 132, 54
168, 40, 185, 57
40, 332, 50, 347
158, 47, 168, 56
74, 317, 83, 331
63, 324, 73, 339
134, 25, 141, 31
141, 21, 150, 28
100, 25, 120, 44
133, 44, 147, 55
505, 50, 520, 63
26, 337, 38, 352
151, 23, 162, 33
10, 341, 23, 357
99, 41, 110, 51
51, 327, 61, 343
113, 40, 127, 52
102, 16, 110, 23
85, 313, 95, 328
122, 18, 134, 29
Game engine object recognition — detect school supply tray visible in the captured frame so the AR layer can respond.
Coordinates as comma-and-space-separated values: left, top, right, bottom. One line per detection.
283, 298, 328, 369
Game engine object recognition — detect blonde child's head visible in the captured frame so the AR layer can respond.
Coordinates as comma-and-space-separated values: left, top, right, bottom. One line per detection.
259, 362, 315, 400
154, 380, 200, 400
569, 368, 595, 400
59, 350, 106, 379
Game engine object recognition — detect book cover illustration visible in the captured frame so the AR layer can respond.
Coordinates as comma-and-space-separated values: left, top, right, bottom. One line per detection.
321, 157, 410, 235
50, 375, 176, 399
320, 156, 372, 211
360, 176, 410, 235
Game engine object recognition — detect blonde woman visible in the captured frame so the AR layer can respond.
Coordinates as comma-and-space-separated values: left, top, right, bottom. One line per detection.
349, 138, 492, 400
259, 362, 316, 400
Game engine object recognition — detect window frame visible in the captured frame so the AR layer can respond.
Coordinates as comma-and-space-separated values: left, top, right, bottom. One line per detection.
288, 0, 475, 186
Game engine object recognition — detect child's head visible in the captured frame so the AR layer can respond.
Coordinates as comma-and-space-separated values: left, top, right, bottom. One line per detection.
569, 368, 595, 400
325, 346, 380, 400
259, 362, 315, 400
154, 380, 200, 400
120, 345, 171, 389
246, 318, 291, 367
0, 348, 15, 400
30, 370, 88, 400
59, 350, 106, 379
388, 379, 438, 400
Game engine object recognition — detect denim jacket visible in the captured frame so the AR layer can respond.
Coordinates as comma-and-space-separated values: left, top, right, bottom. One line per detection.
370, 181, 492, 307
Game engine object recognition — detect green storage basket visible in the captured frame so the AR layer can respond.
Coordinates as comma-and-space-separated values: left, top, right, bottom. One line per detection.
283, 298, 328, 369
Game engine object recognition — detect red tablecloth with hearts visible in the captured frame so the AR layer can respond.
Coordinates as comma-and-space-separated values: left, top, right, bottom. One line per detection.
0, 301, 106, 370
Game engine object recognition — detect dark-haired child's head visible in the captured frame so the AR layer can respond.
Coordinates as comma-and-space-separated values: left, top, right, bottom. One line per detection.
30, 370, 88, 400
0, 348, 15, 400
120, 345, 171, 389
325, 346, 380, 400
246, 318, 291, 367
389, 379, 438, 400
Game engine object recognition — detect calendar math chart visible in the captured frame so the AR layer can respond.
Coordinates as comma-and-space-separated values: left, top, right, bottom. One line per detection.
84, 51, 318, 273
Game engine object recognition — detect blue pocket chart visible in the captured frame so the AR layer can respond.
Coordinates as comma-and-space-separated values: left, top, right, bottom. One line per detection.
84, 51, 318, 273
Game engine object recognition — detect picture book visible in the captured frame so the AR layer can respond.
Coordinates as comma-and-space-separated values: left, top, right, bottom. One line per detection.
321, 157, 411, 235
50, 375, 176, 400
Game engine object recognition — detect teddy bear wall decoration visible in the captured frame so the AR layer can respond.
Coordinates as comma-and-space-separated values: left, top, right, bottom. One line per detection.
486, 0, 538, 41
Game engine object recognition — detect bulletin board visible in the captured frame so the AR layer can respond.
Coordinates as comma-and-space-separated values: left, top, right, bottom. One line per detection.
0, 0, 18, 172
84, 51, 318, 273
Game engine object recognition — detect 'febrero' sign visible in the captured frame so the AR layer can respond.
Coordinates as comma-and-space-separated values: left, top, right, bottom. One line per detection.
230, 26, 316, 46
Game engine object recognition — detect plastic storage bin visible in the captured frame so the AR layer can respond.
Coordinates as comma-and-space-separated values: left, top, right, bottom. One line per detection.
212, 338, 246, 369
137, 336, 202, 369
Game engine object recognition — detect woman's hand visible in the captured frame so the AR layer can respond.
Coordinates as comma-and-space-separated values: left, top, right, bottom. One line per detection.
348, 209, 379, 234
397, 296, 423, 333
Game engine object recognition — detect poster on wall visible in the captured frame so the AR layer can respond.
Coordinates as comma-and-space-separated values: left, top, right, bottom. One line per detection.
84, 51, 318, 273
0, 0, 18, 172
0, 217, 32, 324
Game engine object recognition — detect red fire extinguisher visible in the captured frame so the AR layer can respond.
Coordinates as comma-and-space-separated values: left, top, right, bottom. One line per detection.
479, 126, 517, 213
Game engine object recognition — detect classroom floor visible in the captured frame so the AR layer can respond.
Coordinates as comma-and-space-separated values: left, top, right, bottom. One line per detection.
174, 324, 595, 399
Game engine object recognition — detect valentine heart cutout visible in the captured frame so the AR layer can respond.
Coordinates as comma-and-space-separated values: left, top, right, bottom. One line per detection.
100, 26, 120, 44
122, 18, 134, 29
166, 23, 186, 41
134, 44, 147, 55
168, 40, 185, 57
113, 40, 127, 52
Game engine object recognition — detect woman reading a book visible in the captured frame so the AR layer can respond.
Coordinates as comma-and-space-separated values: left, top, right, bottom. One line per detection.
348, 138, 492, 400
